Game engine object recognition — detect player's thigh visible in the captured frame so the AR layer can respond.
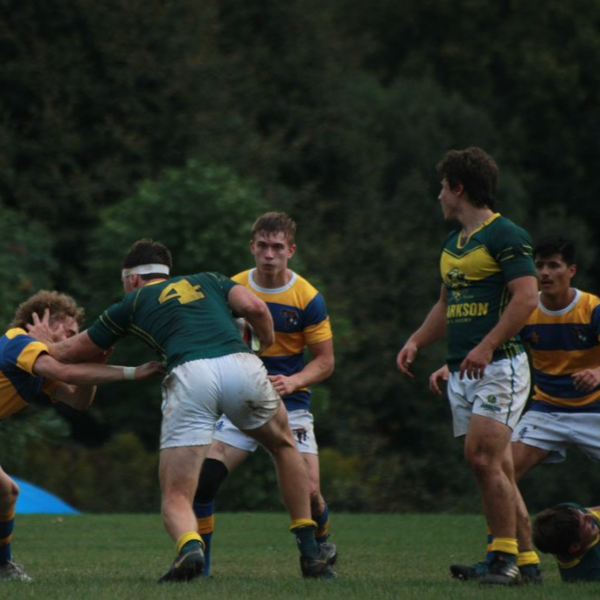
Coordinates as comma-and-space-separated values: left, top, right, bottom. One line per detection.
465, 414, 513, 464
159, 445, 209, 498
511, 440, 549, 481
244, 402, 295, 453
569, 413, 600, 461
160, 361, 220, 450
207, 438, 252, 473
219, 353, 280, 431
213, 414, 259, 456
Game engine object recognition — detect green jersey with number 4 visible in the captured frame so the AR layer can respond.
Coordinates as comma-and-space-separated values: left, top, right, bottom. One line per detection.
87, 273, 251, 372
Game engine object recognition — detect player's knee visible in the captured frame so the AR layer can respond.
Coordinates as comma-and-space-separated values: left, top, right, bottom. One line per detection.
0, 480, 19, 512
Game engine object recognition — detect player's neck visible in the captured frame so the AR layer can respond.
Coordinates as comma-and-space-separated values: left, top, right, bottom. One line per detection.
458, 206, 495, 237
253, 267, 292, 289
540, 287, 576, 311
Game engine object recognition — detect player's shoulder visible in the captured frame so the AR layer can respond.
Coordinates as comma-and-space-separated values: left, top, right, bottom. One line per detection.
231, 270, 251, 285
487, 214, 531, 238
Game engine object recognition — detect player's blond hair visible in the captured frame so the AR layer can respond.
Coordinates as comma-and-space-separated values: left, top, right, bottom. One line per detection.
11, 290, 85, 329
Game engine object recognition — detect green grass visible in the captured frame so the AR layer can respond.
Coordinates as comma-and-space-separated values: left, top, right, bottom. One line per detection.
2, 512, 594, 599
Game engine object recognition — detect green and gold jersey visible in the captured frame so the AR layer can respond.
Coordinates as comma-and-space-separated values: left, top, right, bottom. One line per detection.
556, 503, 600, 582
87, 273, 251, 372
441, 213, 535, 371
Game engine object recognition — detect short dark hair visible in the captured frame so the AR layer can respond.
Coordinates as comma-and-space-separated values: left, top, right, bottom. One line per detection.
11, 290, 85, 329
436, 147, 499, 209
122, 239, 173, 280
251, 212, 296, 244
533, 235, 576, 266
533, 505, 581, 554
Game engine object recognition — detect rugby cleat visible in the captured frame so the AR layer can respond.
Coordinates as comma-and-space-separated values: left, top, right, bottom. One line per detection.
319, 540, 338, 566
300, 546, 338, 579
158, 545, 205, 583
519, 564, 543, 584
450, 560, 489, 581
0, 560, 33, 582
479, 555, 522, 586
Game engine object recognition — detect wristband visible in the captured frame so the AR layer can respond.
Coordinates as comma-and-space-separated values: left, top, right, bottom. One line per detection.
123, 367, 136, 380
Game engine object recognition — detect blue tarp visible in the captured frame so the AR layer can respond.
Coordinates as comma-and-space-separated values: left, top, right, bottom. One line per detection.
12, 477, 80, 514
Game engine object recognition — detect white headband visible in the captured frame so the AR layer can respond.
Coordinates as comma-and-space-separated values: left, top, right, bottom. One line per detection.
121, 264, 170, 279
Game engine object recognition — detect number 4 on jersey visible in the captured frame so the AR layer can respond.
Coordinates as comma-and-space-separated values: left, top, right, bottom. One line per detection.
158, 280, 205, 305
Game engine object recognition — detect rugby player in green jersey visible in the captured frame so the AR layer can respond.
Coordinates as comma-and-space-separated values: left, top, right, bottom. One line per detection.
397, 147, 538, 585
533, 503, 600, 582
1, 290, 163, 582
29, 239, 334, 582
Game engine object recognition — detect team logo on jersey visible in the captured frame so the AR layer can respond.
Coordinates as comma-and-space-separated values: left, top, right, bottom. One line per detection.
281, 309, 300, 329
571, 326, 591, 347
445, 267, 468, 299
480, 394, 501, 413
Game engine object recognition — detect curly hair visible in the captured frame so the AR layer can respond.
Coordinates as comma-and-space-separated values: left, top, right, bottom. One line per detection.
11, 290, 85, 329
436, 147, 499, 209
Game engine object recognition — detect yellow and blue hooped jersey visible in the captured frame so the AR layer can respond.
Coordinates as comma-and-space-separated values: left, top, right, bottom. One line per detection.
0, 328, 59, 419
521, 290, 600, 412
441, 213, 535, 371
232, 269, 332, 411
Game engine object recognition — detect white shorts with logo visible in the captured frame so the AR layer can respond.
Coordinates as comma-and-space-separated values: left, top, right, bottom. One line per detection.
447, 353, 530, 437
160, 353, 280, 450
512, 410, 600, 463
214, 409, 318, 455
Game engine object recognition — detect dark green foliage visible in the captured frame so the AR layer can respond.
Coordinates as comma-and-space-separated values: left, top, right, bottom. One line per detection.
2, 0, 599, 512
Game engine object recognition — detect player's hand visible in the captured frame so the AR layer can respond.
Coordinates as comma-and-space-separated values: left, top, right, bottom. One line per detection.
268, 374, 298, 396
459, 342, 493, 380
397, 341, 418, 378
429, 364, 449, 395
572, 367, 600, 393
26, 309, 64, 343
134, 361, 166, 380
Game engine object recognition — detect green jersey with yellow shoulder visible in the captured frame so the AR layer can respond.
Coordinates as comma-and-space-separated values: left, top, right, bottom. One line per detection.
87, 273, 250, 372
440, 213, 535, 372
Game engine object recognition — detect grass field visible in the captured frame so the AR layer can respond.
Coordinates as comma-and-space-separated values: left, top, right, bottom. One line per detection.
2, 512, 591, 599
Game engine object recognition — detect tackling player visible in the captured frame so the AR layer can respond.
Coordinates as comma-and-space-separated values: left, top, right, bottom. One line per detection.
29, 239, 335, 582
0, 291, 162, 582
193, 212, 336, 577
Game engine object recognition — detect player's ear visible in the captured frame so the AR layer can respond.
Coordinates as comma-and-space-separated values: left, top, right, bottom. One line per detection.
568, 542, 581, 554
287, 243, 296, 258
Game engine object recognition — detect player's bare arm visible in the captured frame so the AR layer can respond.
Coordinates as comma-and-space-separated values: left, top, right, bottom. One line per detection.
572, 366, 600, 393
397, 285, 447, 377
228, 284, 274, 353
268, 338, 334, 397
459, 275, 538, 380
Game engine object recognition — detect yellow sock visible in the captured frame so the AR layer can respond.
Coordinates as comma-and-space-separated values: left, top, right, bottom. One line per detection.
176, 531, 203, 555
517, 550, 540, 567
491, 537, 518, 556
289, 518, 317, 531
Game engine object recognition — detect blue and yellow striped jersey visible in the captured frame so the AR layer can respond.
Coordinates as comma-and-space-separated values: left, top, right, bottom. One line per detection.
0, 328, 59, 419
232, 269, 332, 411
440, 213, 535, 371
521, 290, 600, 412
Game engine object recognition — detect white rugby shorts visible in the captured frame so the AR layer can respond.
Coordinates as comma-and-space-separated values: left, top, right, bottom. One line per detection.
160, 353, 280, 449
447, 353, 530, 437
214, 408, 319, 455
512, 410, 600, 462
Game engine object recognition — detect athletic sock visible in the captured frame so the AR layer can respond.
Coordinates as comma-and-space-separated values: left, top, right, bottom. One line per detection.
290, 519, 319, 558
176, 531, 203, 556
490, 537, 518, 563
193, 458, 229, 576
485, 527, 494, 563
313, 504, 330, 545
517, 550, 540, 567
194, 501, 214, 576
0, 511, 15, 565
